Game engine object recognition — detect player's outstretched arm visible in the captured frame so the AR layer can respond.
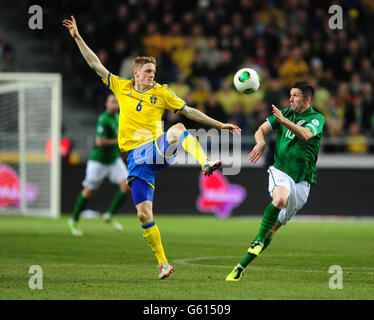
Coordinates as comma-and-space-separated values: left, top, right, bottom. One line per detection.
248, 121, 272, 163
180, 106, 241, 135
62, 16, 109, 79
272, 104, 313, 141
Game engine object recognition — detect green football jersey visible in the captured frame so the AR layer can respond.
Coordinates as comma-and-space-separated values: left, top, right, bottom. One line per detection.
89, 110, 120, 164
267, 106, 325, 185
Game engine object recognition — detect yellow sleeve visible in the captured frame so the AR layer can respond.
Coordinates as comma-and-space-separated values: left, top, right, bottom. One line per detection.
162, 84, 186, 113
102, 72, 120, 95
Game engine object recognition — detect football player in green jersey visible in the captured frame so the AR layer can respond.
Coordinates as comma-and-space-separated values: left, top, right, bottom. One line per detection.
68, 94, 130, 236
226, 81, 325, 281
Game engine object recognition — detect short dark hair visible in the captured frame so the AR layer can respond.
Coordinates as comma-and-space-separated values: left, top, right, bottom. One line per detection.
292, 81, 314, 99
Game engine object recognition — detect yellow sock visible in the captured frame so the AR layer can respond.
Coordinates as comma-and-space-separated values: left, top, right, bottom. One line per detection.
181, 132, 207, 168
142, 221, 168, 264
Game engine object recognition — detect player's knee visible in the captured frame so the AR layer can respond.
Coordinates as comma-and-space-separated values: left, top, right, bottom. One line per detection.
137, 211, 152, 224
171, 123, 187, 137
82, 188, 94, 198
167, 123, 187, 144
272, 196, 287, 209
174, 122, 186, 132
136, 206, 153, 224
137, 211, 146, 224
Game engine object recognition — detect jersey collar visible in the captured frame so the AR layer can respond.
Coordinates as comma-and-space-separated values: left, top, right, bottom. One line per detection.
298, 106, 313, 115
133, 81, 157, 94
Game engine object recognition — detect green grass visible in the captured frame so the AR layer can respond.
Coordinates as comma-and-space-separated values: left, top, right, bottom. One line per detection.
0, 215, 373, 300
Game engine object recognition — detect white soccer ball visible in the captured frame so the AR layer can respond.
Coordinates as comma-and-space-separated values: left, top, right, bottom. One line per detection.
233, 68, 261, 94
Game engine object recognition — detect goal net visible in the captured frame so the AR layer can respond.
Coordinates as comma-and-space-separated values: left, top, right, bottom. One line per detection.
0, 73, 62, 218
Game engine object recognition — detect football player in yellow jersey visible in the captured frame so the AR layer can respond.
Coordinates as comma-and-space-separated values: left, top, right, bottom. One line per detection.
63, 16, 241, 279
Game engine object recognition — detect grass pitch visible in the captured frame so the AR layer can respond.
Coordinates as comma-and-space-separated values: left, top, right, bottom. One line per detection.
0, 214, 373, 300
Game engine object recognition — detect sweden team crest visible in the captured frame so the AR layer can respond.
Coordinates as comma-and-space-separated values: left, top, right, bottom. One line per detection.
150, 95, 157, 104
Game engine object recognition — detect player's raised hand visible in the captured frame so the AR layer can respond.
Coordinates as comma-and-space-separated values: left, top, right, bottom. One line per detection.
62, 15, 80, 39
248, 142, 265, 163
221, 123, 241, 135
272, 104, 285, 124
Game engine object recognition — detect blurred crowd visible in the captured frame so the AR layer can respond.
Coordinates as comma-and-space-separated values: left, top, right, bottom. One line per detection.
0, 30, 15, 72
29, 0, 374, 152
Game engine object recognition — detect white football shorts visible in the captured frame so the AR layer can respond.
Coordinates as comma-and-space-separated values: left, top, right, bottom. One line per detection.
82, 158, 128, 190
267, 165, 310, 225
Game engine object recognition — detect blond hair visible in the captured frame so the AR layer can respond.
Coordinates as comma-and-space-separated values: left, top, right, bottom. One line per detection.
132, 56, 157, 72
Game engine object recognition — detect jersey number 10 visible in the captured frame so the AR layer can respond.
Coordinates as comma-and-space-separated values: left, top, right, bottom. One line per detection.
285, 129, 295, 139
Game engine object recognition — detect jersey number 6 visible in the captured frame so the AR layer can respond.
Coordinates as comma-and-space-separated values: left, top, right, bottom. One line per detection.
136, 101, 142, 111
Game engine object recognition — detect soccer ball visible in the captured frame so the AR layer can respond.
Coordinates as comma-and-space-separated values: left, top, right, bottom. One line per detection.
233, 68, 261, 94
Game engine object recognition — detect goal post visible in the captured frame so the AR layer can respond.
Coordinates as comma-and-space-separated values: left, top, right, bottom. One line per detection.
0, 73, 62, 218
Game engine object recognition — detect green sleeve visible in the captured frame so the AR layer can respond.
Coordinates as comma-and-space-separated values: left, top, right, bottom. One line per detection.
266, 108, 290, 131
266, 114, 279, 130
305, 114, 325, 136
95, 119, 108, 138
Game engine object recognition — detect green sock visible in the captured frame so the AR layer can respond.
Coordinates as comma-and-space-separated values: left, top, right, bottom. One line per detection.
238, 237, 273, 269
72, 193, 88, 222
107, 191, 127, 216
255, 203, 281, 244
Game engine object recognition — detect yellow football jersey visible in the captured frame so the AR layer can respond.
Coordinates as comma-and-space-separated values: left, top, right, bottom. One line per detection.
102, 73, 186, 152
